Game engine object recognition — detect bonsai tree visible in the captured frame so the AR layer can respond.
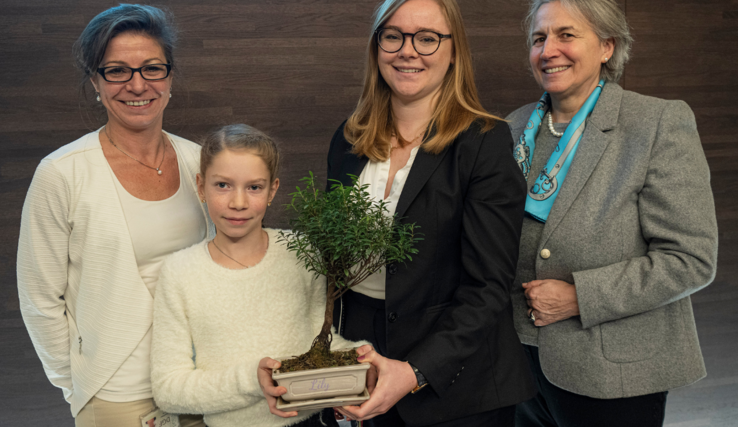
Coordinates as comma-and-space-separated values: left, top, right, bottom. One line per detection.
278, 172, 420, 366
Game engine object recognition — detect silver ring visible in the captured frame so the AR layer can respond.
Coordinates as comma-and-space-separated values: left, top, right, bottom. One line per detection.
529, 312, 536, 322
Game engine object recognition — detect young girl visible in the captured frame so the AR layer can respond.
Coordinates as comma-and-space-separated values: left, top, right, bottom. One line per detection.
151, 124, 366, 427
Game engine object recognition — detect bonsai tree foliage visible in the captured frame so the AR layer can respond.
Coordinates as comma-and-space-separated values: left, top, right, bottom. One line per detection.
279, 173, 420, 358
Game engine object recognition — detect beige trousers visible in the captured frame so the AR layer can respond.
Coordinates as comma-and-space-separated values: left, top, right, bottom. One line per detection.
75, 397, 206, 427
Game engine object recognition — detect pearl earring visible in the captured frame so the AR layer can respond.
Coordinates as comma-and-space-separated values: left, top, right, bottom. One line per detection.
604, 57, 609, 62
96, 93, 101, 102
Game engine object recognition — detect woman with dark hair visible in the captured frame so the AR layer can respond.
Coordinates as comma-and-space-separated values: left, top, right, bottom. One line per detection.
315, 0, 536, 425
17, 4, 212, 426
507, 0, 718, 425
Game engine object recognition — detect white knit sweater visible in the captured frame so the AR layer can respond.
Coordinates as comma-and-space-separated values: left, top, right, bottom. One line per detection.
151, 228, 367, 427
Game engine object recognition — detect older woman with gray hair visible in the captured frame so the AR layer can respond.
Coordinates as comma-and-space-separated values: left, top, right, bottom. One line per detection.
506, 0, 718, 425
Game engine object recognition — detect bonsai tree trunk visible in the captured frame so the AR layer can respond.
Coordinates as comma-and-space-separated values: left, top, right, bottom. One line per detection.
312, 277, 337, 354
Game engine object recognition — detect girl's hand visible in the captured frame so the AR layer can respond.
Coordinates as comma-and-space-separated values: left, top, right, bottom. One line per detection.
257, 357, 298, 418
335, 345, 417, 421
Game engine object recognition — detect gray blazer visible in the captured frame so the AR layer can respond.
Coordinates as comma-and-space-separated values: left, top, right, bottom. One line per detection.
507, 83, 718, 399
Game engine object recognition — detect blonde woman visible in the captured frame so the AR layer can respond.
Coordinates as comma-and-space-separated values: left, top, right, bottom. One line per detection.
323, 0, 536, 425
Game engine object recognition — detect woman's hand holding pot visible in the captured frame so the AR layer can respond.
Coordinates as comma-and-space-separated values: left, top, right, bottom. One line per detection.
335, 345, 417, 421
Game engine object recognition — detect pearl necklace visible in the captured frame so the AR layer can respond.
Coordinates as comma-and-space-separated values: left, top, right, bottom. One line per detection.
546, 112, 564, 138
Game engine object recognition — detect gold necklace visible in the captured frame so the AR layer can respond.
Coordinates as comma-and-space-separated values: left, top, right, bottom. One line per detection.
390, 131, 424, 152
211, 235, 268, 268
104, 126, 166, 175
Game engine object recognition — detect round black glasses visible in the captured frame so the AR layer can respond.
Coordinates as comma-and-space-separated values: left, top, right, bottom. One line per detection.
376, 28, 452, 56
96, 64, 172, 83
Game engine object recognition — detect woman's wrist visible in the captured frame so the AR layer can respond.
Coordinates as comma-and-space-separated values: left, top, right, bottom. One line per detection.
407, 363, 428, 393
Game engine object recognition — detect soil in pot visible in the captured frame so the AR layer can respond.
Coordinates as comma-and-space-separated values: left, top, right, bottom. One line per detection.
277, 347, 360, 373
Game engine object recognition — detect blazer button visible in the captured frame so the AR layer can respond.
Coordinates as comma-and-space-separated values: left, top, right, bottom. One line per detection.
540, 249, 551, 259
388, 312, 398, 323
388, 264, 397, 275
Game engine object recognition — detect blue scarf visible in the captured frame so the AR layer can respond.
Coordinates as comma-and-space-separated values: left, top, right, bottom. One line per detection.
514, 80, 605, 222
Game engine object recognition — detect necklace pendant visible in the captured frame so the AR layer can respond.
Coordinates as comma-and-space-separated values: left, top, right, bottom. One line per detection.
157, 169, 162, 175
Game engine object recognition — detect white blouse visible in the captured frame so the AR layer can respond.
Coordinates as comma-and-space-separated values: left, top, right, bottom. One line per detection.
352, 146, 420, 300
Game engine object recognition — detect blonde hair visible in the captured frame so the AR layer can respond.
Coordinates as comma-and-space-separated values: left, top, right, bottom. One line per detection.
344, 0, 502, 161
200, 124, 280, 182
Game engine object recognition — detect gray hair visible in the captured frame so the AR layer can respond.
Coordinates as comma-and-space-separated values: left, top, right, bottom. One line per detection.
73, 4, 178, 81
523, 0, 633, 83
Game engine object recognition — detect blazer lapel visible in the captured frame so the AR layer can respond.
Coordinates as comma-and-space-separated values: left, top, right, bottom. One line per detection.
509, 106, 536, 142
396, 145, 450, 219
540, 84, 623, 245
336, 151, 368, 188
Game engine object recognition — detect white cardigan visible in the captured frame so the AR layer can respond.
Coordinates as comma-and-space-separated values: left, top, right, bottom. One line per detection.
152, 230, 368, 427
16, 129, 214, 416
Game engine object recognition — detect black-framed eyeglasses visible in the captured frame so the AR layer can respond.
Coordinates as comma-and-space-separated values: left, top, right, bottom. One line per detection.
96, 63, 172, 83
376, 28, 452, 56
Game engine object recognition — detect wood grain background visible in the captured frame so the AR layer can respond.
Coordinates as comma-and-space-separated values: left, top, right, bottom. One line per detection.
1, 0, 736, 425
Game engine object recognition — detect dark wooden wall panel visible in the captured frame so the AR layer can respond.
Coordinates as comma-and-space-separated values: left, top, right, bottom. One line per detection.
1, 0, 735, 425
623, 2, 738, 425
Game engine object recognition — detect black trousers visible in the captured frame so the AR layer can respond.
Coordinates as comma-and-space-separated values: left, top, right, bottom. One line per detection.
339, 291, 515, 427
516, 345, 668, 427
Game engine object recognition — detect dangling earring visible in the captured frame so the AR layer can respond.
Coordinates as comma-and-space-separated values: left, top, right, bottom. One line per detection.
96, 93, 101, 102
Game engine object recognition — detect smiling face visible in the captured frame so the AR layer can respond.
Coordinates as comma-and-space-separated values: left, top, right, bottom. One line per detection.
378, 0, 454, 106
91, 32, 172, 132
529, 1, 613, 107
197, 149, 279, 242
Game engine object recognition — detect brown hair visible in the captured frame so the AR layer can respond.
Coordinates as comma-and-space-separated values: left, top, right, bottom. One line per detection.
344, 0, 502, 161
200, 124, 280, 182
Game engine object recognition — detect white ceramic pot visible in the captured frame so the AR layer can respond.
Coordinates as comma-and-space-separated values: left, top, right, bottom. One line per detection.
272, 361, 370, 402
275, 388, 370, 412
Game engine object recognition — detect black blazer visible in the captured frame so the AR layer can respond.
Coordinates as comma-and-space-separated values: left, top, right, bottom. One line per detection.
327, 120, 536, 424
